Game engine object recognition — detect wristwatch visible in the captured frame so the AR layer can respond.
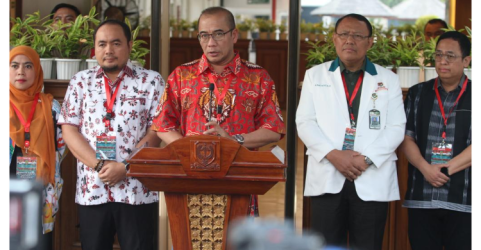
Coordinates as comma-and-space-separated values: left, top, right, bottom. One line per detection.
122, 160, 131, 172
233, 134, 245, 145
95, 159, 105, 172
364, 156, 373, 166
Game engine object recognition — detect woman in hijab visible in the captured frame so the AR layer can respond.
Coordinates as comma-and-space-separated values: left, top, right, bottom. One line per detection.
10, 46, 66, 245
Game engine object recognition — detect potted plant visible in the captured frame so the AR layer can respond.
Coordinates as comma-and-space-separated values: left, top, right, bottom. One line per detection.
421, 36, 438, 81
308, 23, 318, 41
191, 20, 199, 39
49, 7, 99, 79
300, 20, 311, 41
179, 19, 190, 38
391, 30, 422, 88
236, 19, 252, 39
170, 19, 180, 38
255, 18, 270, 39
278, 19, 287, 40
367, 28, 395, 70
10, 11, 58, 79
304, 29, 337, 69
464, 24, 472, 79
139, 15, 151, 37
125, 18, 150, 67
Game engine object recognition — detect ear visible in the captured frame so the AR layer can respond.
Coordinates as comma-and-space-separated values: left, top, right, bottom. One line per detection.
462, 55, 471, 68
367, 36, 374, 49
128, 40, 133, 52
232, 28, 239, 44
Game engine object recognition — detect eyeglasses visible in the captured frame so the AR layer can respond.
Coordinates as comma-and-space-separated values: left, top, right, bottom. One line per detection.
434, 52, 462, 63
335, 32, 370, 41
198, 28, 235, 42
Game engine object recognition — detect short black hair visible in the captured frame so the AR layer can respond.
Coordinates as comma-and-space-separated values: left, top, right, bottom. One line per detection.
93, 19, 132, 43
198, 7, 236, 30
335, 13, 372, 37
436, 31, 471, 58
425, 19, 448, 30
50, 3, 81, 19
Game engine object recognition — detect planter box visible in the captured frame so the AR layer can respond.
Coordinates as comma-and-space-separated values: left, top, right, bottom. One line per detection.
40, 58, 54, 79
56, 58, 81, 80
86, 59, 99, 69
424, 67, 437, 82
397, 66, 420, 88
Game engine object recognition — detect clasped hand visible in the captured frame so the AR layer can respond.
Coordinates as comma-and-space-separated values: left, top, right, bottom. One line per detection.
98, 161, 127, 186
203, 120, 233, 140
326, 150, 369, 182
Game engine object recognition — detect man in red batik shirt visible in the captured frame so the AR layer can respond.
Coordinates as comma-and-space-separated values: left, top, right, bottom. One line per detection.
151, 6, 285, 216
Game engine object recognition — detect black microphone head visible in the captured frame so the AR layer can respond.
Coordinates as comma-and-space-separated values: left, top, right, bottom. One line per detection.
209, 83, 215, 91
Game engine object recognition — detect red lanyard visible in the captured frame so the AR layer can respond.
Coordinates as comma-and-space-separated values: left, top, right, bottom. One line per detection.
10, 93, 40, 150
208, 73, 234, 122
103, 73, 125, 130
434, 77, 468, 139
341, 71, 364, 128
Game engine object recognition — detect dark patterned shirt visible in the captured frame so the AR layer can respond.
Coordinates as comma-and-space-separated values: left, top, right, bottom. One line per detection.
403, 76, 471, 212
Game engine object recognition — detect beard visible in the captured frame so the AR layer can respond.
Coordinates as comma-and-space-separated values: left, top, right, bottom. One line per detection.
102, 65, 120, 73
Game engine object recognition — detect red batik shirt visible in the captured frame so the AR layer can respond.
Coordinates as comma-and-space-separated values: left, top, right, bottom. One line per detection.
151, 53, 285, 138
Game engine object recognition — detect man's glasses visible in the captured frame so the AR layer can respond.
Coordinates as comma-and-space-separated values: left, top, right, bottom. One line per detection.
434, 52, 462, 63
335, 32, 370, 41
198, 28, 235, 42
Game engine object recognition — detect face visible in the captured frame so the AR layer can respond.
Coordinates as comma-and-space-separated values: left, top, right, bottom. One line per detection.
435, 38, 471, 82
198, 13, 238, 67
53, 7, 77, 24
333, 17, 373, 66
424, 22, 445, 41
95, 24, 132, 74
10, 55, 36, 90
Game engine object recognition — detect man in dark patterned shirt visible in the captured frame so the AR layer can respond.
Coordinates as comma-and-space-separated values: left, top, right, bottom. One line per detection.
401, 31, 471, 250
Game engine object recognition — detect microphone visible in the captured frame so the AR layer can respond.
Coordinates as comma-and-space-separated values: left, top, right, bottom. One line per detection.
208, 83, 215, 122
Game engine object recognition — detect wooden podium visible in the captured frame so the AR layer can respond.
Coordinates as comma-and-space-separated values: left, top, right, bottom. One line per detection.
127, 135, 286, 250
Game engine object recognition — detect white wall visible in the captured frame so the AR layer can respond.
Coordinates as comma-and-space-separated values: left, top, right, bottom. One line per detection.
222, 0, 289, 25
170, 0, 220, 22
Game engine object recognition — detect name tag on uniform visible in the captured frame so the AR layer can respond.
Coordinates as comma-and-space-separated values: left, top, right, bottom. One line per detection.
96, 136, 116, 160
432, 142, 452, 164
342, 128, 356, 150
369, 109, 381, 129
17, 156, 37, 179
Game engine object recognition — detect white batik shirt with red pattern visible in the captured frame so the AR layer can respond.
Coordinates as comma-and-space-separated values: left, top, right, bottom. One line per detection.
58, 60, 165, 205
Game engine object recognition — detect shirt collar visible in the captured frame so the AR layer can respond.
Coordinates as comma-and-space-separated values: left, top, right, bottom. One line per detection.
435, 75, 466, 91
329, 56, 377, 76
339, 59, 367, 74
197, 52, 242, 77
96, 61, 134, 85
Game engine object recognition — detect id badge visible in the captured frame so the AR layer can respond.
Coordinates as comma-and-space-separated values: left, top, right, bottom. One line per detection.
431, 142, 453, 164
342, 127, 356, 150
17, 156, 37, 180
369, 109, 381, 130
96, 136, 117, 160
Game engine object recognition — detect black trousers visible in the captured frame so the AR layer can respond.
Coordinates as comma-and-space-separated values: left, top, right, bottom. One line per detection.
408, 208, 471, 250
78, 202, 158, 250
310, 180, 388, 250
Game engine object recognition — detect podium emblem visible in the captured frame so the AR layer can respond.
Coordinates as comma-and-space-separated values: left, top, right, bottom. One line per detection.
191, 141, 221, 171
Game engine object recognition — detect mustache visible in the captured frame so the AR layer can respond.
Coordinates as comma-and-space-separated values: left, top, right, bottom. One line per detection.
103, 56, 118, 61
